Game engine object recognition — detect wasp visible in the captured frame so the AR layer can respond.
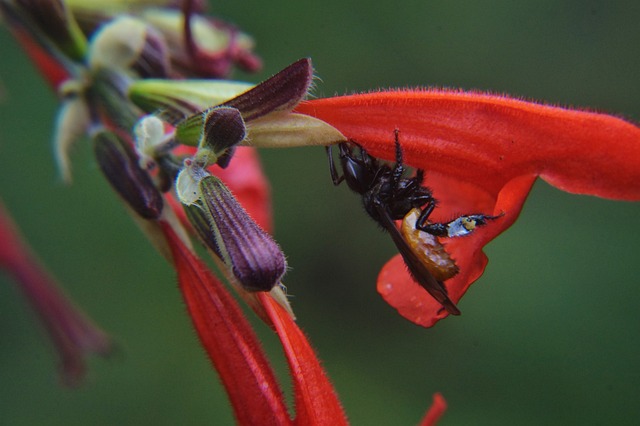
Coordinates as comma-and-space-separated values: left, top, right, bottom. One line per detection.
327, 130, 499, 315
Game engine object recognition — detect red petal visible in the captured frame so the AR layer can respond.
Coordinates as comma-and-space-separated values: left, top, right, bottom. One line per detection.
298, 90, 640, 326
297, 90, 640, 201
258, 293, 349, 426
161, 222, 291, 425
9, 26, 69, 90
419, 393, 447, 426
0, 201, 111, 385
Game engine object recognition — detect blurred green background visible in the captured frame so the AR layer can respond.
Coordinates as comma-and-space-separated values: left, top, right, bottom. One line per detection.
1, 0, 640, 424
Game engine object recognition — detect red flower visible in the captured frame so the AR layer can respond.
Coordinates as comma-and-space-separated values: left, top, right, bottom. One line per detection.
296, 90, 640, 327
0, 201, 112, 385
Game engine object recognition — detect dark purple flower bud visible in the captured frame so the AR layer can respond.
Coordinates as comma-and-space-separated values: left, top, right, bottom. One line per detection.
168, 58, 313, 145
198, 175, 286, 292
93, 130, 164, 219
175, 106, 245, 154
10, 0, 88, 61
223, 58, 314, 121
183, 204, 221, 259
203, 106, 246, 153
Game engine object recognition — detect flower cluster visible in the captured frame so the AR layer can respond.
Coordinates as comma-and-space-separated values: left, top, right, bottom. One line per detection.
2, 0, 640, 424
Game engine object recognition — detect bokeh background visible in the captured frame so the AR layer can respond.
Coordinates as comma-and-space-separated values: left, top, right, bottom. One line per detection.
1, 0, 640, 424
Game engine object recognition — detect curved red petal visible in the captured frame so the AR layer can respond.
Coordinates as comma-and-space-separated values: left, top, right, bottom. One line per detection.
212, 146, 273, 233
161, 222, 291, 425
419, 393, 447, 426
297, 90, 640, 201
258, 293, 349, 426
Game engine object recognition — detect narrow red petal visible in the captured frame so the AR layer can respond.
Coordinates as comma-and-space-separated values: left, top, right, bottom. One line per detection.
258, 293, 349, 426
0, 201, 111, 385
10, 26, 69, 90
161, 222, 291, 426
297, 90, 640, 201
419, 393, 447, 426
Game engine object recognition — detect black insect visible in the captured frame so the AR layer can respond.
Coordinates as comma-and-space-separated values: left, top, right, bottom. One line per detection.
327, 130, 499, 315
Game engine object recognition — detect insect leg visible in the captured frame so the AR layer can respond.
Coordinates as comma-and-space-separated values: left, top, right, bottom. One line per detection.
418, 213, 503, 238
326, 145, 345, 185
391, 129, 405, 184
415, 198, 437, 230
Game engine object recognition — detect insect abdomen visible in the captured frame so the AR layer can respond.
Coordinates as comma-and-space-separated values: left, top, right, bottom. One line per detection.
401, 208, 459, 281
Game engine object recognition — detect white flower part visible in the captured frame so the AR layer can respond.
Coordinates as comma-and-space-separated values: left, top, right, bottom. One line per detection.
88, 16, 147, 70
134, 115, 168, 169
53, 96, 90, 183
175, 160, 210, 205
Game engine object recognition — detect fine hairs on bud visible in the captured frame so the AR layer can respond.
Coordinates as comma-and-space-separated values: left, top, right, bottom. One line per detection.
197, 175, 287, 292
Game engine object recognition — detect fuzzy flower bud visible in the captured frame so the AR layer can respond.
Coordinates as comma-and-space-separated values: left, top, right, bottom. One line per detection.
176, 161, 286, 292
198, 175, 287, 292
175, 106, 245, 151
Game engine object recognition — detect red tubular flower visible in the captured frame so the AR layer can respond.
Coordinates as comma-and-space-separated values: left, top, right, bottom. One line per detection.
0, 201, 112, 385
162, 220, 353, 425
162, 221, 291, 425
296, 90, 640, 327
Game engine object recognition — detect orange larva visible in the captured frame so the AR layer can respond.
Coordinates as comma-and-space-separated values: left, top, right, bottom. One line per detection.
400, 208, 459, 281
